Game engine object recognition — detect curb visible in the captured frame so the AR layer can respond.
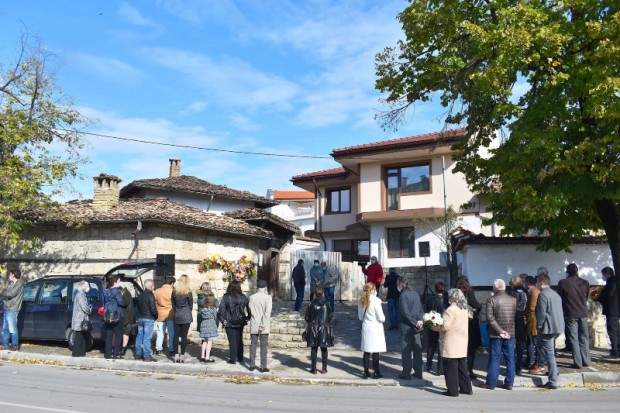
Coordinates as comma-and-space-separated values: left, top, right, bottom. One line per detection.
582, 372, 620, 385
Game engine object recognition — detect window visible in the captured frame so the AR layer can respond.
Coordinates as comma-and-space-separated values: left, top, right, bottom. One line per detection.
38, 280, 69, 304
22, 282, 41, 304
326, 187, 351, 213
333, 239, 369, 262
387, 227, 416, 258
386, 163, 431, 210
71, 281, 102, 304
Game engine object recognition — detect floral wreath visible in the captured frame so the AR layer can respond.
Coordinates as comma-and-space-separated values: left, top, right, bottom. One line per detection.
198, 254, 256, 282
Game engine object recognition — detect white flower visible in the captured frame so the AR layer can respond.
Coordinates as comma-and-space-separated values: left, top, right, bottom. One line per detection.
423, 311, 444, 326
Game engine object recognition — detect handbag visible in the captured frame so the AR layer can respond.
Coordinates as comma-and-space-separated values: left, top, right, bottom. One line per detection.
103, 309, 121, 323
467, 305, 475, 320
81, 320, 93, 332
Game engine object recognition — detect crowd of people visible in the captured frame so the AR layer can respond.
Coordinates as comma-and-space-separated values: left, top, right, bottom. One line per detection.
2, 260, 619, 395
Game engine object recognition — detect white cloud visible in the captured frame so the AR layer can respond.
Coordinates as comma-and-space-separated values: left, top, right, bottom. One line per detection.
118, 2, 160, 29
181, 100, 208, 116
144, 47, 300, 110
230, 114, 260, 131
156, 0, 245, 27
71, 53, 144, 83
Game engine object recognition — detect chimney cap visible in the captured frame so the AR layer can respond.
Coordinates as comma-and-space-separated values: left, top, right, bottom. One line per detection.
94, 173, 122, 182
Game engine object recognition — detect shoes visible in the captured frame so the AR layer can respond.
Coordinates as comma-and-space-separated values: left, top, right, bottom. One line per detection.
372, 372, 383, 379
569, 364, 582, 369
120, 347, 127, 357
516, 369, 523, 376
200, 358, 207, 363
259, 368, 270, 373
174, 354, 181, 363
143, 357, 157, 363
134, 355, 143, 360
0, 345, 8, 350
9, 346, 19, 352
479, 383, 495, 390
460, 390, 473, 395
310, 369, 318, 375
226, 360, 236, 365
206, 358, 215, 363
442, 391, 458, 397
602, 354, 619, 360
180, 354, 185, 363
154, 350, 162, 356
469, 372, 478, 379
114, 355, 124, 360
398, 374, 412, 380
539, 382, 558, 390
501, 384, 513, 391
320, 368, 328, 374
249, 365, 257, 371
529, 365, 545, 374
363, 370, 370, 379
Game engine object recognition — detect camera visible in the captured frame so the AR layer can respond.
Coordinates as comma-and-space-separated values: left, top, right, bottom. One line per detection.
357, 261, 367, 267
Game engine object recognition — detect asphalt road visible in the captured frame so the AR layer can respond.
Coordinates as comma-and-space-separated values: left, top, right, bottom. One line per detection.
1, 362, 618, 413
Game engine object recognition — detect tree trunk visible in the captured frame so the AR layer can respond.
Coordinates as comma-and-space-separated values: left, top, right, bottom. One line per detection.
594, 199, 620, 303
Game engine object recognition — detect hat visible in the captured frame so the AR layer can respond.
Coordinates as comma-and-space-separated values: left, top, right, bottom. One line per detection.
257, 280, 268, 289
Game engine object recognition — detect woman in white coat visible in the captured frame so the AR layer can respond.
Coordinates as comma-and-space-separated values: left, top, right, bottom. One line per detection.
358, 282, 387, 379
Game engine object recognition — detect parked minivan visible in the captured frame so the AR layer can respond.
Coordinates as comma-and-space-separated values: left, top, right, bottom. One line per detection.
0, 261, 157, 350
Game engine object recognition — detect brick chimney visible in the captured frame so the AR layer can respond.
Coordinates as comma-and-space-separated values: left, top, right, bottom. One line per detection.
92, 174, 122, 210
169, 159, 181, 177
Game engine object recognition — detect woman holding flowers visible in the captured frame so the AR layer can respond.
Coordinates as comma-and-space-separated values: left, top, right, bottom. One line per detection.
358, 283, 386, 379
439, 288, 473, 397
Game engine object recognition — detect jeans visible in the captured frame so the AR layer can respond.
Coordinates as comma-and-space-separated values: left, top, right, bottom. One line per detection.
605, 316, 620, 356
324, 286, 335, 309
294, 285, 305, 311
1, 309, 19, 349
565, 317, 591, 367
156, 320, 175, 352
250, 333, 269, 369
387, 298, 399, 328
540, 334, 559, 386
401, 333, 423, 379
226, 327, 244, 363
527, 335, 547, 367
486, 337, 515, 387
135, 318, 155, 358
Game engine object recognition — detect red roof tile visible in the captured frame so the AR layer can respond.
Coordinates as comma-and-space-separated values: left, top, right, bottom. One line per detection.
272, 190, 315, 200
120, 176, 278, 208
28, 198, 273, 239
291, 167, 347, 181
331, 128, 467, 157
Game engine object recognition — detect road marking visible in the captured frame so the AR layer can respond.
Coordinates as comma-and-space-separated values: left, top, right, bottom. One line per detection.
0, 401, 86, 413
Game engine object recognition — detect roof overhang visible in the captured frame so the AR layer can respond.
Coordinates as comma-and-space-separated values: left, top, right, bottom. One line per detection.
356, 208, 445, 224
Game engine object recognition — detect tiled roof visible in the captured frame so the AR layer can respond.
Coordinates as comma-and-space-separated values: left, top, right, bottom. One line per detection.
272, 190, 315, 200
331, 128, 467, 157
120, 176, 278, 208
291, 167, 347, 181
223, 208, 299, 234
28, 198, 273, 239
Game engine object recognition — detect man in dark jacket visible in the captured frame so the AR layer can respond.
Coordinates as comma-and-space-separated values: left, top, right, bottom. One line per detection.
481, 279, 517, 390
1, 268, 25, 351
397, 277, 424, 380
599, 267, 619, 359
383, 268, 400, 330
292, 259, 306, 311
135, 280, 158, 362
557, 263, 591, 368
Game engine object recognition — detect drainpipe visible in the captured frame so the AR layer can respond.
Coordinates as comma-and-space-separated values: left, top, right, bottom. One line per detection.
313, 178, 327, 252
206, 194, 214, 212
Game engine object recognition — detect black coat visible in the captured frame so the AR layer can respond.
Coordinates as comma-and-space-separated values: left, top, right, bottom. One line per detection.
383, 272, 400, 300
465, 290, 482, 349
304, 298, 334, 347
172, 291, 193, 325
217, 293, 250, 328
600, 275, 620, 317
137, 289, 158, 320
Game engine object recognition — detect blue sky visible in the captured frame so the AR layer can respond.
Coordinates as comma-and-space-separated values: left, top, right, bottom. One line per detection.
1, 1, 452, 201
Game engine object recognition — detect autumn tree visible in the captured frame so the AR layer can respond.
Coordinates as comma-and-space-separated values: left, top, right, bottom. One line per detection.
376, 1, 620, 275
1, 33, 88, 247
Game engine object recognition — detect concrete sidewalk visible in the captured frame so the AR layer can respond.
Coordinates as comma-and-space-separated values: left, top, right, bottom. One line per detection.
2, 343, 620, 389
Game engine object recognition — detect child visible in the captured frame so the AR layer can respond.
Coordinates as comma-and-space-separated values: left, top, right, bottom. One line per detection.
199, 295, 219, 363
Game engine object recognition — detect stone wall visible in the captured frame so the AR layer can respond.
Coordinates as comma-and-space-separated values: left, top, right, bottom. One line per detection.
1, 221, 259, 295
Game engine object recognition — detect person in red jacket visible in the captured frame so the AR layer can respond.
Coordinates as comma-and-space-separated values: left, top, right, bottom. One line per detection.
362, 256, 384, 292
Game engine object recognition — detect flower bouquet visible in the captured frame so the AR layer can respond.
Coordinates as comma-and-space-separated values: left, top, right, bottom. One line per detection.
423, 311, 445, 332
198, 254, 256, 283
589, 286, 603, 301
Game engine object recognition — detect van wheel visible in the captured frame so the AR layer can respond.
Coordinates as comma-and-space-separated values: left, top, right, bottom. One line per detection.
66, 328, 93, 352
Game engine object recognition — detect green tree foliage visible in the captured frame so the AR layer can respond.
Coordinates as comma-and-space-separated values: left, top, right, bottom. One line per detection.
0, 34, 88, 247
376, 0, 620, 273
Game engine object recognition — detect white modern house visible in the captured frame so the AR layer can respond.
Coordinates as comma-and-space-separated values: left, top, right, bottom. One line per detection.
266, 190, 315, 236
291, 129, 500, 268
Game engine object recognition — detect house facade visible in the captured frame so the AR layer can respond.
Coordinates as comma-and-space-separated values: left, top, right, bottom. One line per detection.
292, 129, 499, 270
266, 190, 315, 236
